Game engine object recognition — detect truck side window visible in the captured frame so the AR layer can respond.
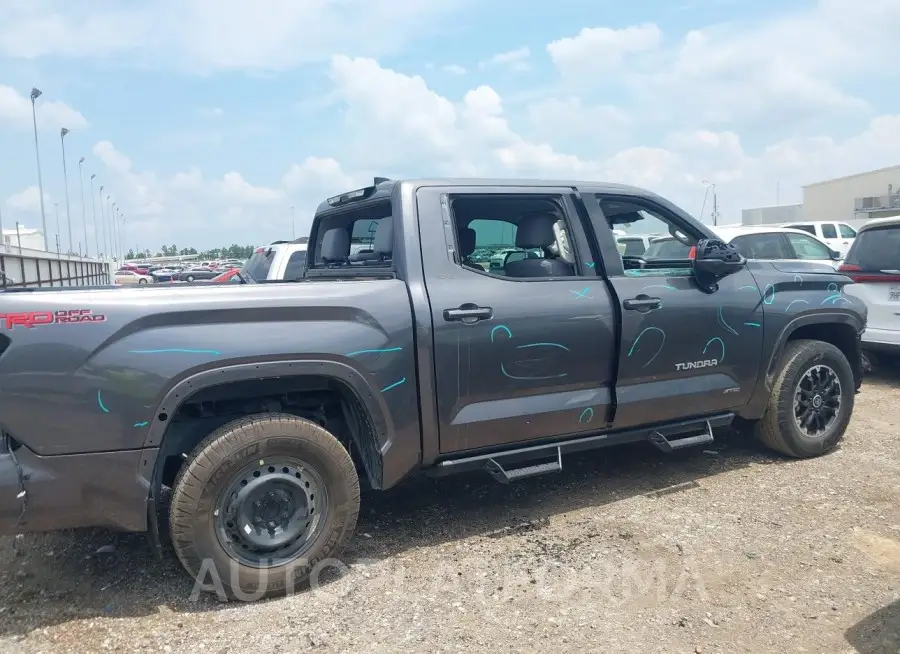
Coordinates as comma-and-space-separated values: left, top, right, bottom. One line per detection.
839, 223, 857, 238
447, 194, 582, 279
597, 195, 696, 278
821, 224, 837, 239
786, 224, 816, 235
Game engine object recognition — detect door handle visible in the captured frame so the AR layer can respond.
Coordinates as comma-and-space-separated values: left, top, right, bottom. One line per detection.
623, 295, 661, 311
443, 304, 493, 323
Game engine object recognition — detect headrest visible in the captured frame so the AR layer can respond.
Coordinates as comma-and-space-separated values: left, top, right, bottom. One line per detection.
458, 227, 476, 257
373, 219, 393, 255
320, 227, 350, 262
515, 215, 556, 249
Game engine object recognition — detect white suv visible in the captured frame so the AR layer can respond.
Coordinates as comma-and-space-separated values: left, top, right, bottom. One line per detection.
242, 239, 308, 281
839, 217, 900, 359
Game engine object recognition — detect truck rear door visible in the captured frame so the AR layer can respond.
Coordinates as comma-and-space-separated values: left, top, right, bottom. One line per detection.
415, 185, 618, 455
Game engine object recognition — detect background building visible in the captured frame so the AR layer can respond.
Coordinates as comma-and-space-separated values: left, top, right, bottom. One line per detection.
743, 164, 900, 228
2, 226, 45, 250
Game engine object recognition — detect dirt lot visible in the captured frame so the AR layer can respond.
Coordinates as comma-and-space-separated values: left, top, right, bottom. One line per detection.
1, 370, 899, 654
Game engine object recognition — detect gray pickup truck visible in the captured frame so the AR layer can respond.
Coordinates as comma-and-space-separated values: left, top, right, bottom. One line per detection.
0, 178, 866, 599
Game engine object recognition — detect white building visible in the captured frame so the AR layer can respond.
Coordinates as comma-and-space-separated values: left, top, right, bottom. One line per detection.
2, 227, 46, 250
743, 164, 900, 229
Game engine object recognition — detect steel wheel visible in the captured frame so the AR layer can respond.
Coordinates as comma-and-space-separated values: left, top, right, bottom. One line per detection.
214, 458, 328, 568
792, 364, 842, 438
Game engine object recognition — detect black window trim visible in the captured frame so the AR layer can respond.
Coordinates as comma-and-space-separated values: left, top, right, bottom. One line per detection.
439, 189, 592, 282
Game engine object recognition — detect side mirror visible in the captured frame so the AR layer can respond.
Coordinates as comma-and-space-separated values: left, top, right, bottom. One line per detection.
829, 249, 841, 260
693, 238, 746, 279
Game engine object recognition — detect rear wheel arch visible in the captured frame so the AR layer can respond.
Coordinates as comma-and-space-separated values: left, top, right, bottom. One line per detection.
142, 361, 393, 516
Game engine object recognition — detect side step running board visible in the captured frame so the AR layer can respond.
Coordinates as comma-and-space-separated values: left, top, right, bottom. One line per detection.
485, 447, 562, 484
648, 420, 714, 453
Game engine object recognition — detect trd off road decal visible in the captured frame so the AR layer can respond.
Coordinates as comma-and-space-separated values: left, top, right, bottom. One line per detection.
0, 309, 107, 330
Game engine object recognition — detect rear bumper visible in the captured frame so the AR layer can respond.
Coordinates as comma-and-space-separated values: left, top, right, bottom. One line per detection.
861, 327, 900, 353
0, 440, 154, 535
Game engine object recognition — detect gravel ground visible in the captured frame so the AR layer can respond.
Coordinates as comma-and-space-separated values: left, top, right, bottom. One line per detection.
1, 368, 899, 654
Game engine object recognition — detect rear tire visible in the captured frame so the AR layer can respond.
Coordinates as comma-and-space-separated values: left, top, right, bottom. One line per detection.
169, 413, 360, 600
139, 278, 148, 284
187, 275, 195, 282
751, 339, 854, 458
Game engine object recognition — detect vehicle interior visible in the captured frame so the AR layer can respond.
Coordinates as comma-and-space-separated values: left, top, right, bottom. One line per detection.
599, 198, 696, 270
313, 206, 394, 270
450, 195, 577, 278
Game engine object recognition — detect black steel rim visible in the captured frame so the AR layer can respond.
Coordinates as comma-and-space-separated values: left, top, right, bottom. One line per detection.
793, 364, 842, 438
214, 458, 327, 568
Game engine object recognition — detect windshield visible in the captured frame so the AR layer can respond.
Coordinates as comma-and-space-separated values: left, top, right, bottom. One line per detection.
644, 239, 693, 259
242, 248, 275, 281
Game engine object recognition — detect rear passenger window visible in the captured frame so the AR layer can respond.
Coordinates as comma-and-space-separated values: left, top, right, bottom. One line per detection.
787, 224, 815, 235
447, 194, 582, 279
282, 250, 307, 280
839, 224, 857, 238
821, 224, 837, 239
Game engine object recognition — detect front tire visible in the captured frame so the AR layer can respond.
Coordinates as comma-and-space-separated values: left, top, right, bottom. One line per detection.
169, 413, 360, 600
752, 339, 854, 458
139, 278, 148, 284
186, 275, 195, 282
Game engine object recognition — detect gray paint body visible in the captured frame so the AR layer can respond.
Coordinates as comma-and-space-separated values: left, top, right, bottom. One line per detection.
0, 179, 866, 535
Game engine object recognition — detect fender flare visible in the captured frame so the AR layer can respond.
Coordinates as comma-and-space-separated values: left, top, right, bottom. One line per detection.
140, 358, 393, 503
741, 311, 864, 418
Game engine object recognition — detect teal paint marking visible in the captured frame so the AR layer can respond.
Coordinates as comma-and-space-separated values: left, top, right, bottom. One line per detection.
579, 407, 594, 424
500, 362, 568, 380
97, 390, 110, 413
134, 421, 149, 428
763, 284, 776, 305
345, 347, 402, 357
490, 325, 512, 342
738, 285, 760, 294
744, 322, 761, 327
786, 299, 809, 311
821, 294, 850, 305
640, 284, 677, 292
380, 377, 407, 393
585, 261, 596, 268
627, 327, 666, 368
129, 348, 221, 355
794, 275, 803, 286
516, 342, 570, 351
570, 288, 591, 299
717, 305, 739, 336
703, 336, 725, 362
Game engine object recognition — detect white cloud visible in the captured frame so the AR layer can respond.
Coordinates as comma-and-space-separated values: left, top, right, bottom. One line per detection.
0, 84, 88, 131
4, 185, 50, 213
480, 46, 530, 72
281, 157, 362, 194
0, 0, 466, 72
527, 98, 631, 139
219, 172, 283, 204
547, 24, 662, 75
442, 64, 466, 75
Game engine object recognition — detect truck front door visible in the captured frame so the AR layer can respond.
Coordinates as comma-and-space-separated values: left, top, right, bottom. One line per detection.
416, 185, 617, 454
581, 192, 764, 429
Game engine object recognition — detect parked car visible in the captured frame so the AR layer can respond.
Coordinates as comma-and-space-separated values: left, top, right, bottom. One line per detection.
197, 268, 246, 284
780, 221, 857, 258
113, 269, 153, 285
839, 216, 900, 360
242, 239, 308, 281
641, 226, 841, 268
0, 177, 866, 601
150, 268, 178, 283
121, 262, 150, 275
174, 267, 219, 282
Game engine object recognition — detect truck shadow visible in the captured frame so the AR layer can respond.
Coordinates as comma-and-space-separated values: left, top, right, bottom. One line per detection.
0, 428, 788, 637
845, 599, 900, 654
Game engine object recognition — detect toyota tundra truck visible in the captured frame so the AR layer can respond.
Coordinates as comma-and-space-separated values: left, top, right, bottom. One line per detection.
0, 177, 866, 599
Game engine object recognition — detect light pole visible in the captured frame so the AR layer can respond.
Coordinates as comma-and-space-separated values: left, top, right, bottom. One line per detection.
53, 202, 60, 251
99, 185, 108, 259
105, 195, 112, 261
702, 180, 718, 226
30, 88, 49, 250
111, 202, 118, 261
90, 174, 99, 257
78, 157, 88, 257
121, 214, 127, 259
60, 127, 73, 253
290, 205, 296, 239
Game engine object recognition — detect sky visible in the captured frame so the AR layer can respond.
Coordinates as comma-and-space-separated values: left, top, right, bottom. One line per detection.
0, 0, 898, 254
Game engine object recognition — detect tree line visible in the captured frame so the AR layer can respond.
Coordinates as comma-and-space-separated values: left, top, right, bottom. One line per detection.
125, 244, 257, 261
